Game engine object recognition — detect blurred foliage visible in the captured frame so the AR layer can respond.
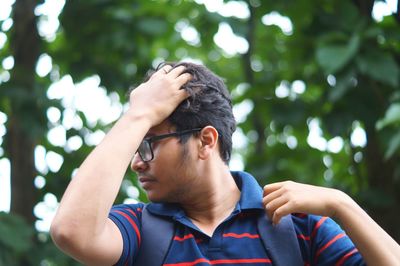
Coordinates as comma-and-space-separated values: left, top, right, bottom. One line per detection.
0, 212, 80, 265
0, 0, 400, 264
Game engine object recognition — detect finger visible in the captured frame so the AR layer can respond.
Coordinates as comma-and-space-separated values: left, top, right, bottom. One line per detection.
272, 204, 292, 225
162, 64, 173, 74
263, 182, 285, 196
265, 195, 288, 220
175, 73, 192, 88
262, 188, 283, 206
167, 65, 187, 78
174, 84, 190, 101
151, 65, 173, 78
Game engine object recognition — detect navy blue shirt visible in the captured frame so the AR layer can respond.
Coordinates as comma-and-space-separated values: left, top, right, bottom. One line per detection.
109, 171, 365, 265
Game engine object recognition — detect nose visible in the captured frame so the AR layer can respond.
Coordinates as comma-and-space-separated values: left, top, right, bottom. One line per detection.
131, 153, 149, 172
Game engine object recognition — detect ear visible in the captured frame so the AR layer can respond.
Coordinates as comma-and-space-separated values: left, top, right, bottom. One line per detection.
197, 126, 219, 160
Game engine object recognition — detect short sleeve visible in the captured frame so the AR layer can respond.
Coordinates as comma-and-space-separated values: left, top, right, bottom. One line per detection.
292, 214, 366, 265
108, 203, 145, 266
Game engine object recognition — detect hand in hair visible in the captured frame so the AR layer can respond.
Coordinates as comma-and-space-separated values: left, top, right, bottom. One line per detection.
128, 65, 192, 127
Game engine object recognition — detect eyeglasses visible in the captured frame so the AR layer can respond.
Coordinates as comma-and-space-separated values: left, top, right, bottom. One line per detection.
136, 128, 202, 162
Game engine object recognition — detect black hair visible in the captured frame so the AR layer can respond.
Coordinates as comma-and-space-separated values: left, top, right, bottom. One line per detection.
144, 61, 236, 163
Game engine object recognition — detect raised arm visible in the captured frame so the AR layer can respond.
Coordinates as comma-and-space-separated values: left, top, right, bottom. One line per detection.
50, 65, 191, 265
263, 181, 400, 265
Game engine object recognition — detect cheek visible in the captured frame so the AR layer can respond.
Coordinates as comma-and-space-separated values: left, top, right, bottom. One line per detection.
156, 141, 184, 162
152, 141, 169, 159
180, 144, 198, 171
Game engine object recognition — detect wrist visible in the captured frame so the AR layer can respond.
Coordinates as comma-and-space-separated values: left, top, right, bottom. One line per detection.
330, 189, 354, 220
123, 108, 153, 129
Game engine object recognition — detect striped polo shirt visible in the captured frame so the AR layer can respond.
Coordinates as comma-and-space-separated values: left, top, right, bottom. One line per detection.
109, 171, 365, 265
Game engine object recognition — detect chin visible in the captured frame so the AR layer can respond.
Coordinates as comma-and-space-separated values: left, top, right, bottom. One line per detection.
147, 193, 166, 203
147, 194, 178, 204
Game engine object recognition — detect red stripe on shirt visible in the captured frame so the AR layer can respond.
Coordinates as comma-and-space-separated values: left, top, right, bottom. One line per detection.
164, 258, 209, 266
311, 216, 328, 239
174, 234, 195, 242
335, 248, 358, 266
223, 233, 260, 239
125, 208, 137, 218
297, 234, 310, 241
114, 210, 141, 245
164, 258, 272, 266
316, 233, 346, 260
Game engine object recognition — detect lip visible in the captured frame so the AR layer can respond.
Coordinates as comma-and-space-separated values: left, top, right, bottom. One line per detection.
138, 176, 156, 183
138, 176, 156, 188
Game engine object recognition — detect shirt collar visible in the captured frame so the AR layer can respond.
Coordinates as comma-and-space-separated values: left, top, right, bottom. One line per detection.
232, 171, 264, 210
147, 171, 264, 218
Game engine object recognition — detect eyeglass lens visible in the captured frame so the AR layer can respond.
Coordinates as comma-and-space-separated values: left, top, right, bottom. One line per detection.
138, 140, 153, 162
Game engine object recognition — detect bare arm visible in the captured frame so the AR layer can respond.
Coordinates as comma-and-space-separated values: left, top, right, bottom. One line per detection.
263, 181, 400, 266
50, 65, 191, 265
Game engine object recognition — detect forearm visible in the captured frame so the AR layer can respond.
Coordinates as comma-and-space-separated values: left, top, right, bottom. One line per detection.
333, 191, 400, 265
51, 110, 150, 248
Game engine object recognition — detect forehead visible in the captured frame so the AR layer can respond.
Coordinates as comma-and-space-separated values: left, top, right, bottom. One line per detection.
146, 120, 175, 135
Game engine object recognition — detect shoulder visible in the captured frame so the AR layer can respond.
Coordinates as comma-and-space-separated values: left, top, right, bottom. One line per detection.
111, 202, 146, 213
111, 202, 146, 212
291, 213, 343, 236
109, 202, 146, 226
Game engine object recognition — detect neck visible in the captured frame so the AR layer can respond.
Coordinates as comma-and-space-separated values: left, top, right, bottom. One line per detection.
181, 165, 241, 236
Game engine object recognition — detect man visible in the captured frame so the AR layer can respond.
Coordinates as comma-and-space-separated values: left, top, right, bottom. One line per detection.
51, 62, 400, 265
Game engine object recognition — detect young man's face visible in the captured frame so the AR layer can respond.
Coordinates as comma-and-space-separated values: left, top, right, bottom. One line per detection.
131, 120, 200, 203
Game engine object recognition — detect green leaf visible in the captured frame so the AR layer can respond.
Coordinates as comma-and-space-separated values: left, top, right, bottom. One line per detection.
385, 131, 400, 160
137, 18, 168, 36
328, 70, 356, 102
356, 51, 399, 87
376, 103, 400, 130
316, 34, 360, 74
0, 213, 33, 253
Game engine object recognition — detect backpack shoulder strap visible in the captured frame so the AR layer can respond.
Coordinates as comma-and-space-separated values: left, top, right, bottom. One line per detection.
134, 205, 175, 266
257, 213, 303, 266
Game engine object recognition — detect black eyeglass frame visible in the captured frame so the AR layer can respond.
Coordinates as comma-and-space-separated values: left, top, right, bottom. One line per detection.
137, 128, 202, 162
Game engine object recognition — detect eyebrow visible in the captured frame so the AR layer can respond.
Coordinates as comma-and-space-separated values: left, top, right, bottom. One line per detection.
143, 131, 169, 140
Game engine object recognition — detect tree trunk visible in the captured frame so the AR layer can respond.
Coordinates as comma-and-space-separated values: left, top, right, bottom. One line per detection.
242, 3, 266, 156
364, 126, 400, 241
6, 0, 40, 226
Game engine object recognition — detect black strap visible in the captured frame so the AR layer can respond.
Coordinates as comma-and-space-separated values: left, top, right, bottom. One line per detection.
134, 205, 175, 266
257, 213, 303, 266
